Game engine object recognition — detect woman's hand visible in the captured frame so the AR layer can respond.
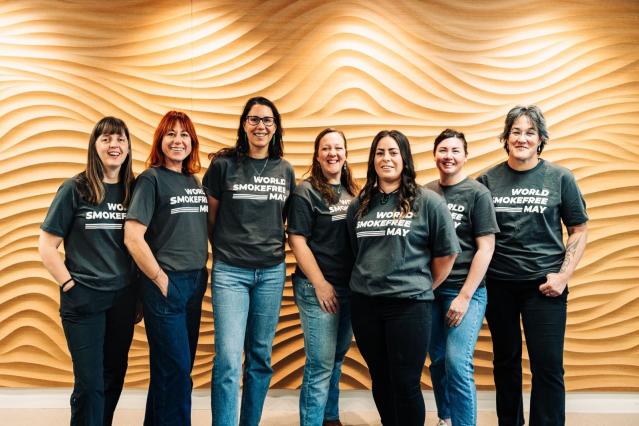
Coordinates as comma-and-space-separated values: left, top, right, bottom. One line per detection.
539, 273, 567, 297
62, 280, 76, 293
154, 269, 169, 298
314, 280, 339, 314
446, 293, 470, 327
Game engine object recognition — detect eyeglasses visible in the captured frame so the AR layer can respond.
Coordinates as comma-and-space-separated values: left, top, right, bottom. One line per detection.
509, 130, 538, 140
246, 116, 275, 127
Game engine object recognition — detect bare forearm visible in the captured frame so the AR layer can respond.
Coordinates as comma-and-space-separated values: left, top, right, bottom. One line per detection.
558, 225, 588, 279
125, 236, 162, 279
431, 253, 457, 289
459, 235, 495, 300
39, 245, 72, 284
289, 236, 328, 286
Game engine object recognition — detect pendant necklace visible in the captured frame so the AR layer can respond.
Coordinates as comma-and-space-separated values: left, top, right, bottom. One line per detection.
249, 157, 269, 177
379, 187, 399, 205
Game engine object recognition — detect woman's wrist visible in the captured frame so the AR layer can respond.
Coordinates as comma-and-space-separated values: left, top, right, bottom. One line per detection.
60, 277, 73, 288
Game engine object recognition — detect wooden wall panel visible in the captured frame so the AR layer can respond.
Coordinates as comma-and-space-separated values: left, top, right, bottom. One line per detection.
1, 0, 638, 391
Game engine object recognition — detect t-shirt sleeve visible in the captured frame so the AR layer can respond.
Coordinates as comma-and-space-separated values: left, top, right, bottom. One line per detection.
476, 173, 488, 187
472, 191, 500, 237
560, 172, 588, 227
287, 192, 314, 238
283, 164, 297, 223
428, 196, 461, 257
41, 180, 77, 237
346, 201, 359, 256
126, 174, 157, 226
202, 158, 224, 199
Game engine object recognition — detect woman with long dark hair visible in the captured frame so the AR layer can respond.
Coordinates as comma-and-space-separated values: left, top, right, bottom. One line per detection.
346, 130, 460, 426
125, 111, 208, 426
477, 105, 588, 426
39, 116, 136, 425
203, 96, 295, 426
426, 129, 499, 426
288, 128, 359, 426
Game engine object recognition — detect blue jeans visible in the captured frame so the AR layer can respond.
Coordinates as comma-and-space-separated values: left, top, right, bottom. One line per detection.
142, 268, 207, 426
211, 260, 286, 426
429, 286, 486, 426
293, 275, 353, 426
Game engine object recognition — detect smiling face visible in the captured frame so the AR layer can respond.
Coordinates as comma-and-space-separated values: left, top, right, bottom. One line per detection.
507, 115, 540, 168
434, 137, 467, 181
374, 136, 403, 190
243, 104, 276, 158
95, 132, 129, 174
161, 121, 192, 171
316, 131, 346, 183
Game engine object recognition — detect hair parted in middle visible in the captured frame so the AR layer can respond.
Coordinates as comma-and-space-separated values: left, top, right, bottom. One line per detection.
146, 110, 201, 175
306, 128, 359, 204
209, 96, 284, 162
355, 129, 418, 219
76, 116, 135, 207
499, 104, 549, 155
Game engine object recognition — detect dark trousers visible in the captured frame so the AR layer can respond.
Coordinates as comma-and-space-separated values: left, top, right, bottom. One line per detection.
486, 278, 567, 426
60, 284, 137, 426
350, 293, 431, 426
142, 268, 207, 426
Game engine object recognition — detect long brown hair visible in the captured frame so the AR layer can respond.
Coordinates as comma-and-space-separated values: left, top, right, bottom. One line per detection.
306, 128, 359, 204
147, 111, 201, 175
355, 130, 417, 219
75, 116, 134, 206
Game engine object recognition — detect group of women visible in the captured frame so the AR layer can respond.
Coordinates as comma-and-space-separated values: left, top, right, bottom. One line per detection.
39, 99, 588, 426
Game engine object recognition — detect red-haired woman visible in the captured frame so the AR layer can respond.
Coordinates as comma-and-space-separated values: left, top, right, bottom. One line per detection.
125, 111, 208, 426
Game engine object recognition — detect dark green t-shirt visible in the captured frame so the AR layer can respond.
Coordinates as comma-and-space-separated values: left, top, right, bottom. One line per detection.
126, 167, 208, 271
288, 180, 354, 287
477, 159, 588, 280
203, 155, 296, 268
41, 178, 133, 291
346, 187, 461, 300
425, 178, 499, 290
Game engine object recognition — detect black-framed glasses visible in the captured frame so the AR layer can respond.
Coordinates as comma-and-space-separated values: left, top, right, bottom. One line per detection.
246, 116, 275, 127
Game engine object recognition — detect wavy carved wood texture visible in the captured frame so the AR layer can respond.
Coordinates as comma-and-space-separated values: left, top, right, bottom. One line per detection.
1, 0, 638, 391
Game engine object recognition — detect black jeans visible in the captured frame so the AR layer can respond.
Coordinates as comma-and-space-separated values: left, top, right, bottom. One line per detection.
486, 278, 568, 426
350, 293, 431, 426
60, 284, 137, 426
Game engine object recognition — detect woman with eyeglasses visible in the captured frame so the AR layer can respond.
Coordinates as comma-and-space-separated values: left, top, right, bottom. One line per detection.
125, 111, 208, 425
39, 117, 137, 425
288, 128, 359, 426
477, 105, 588, 426
204, 96, 295, 426
346, 130, 460, 426
426, 129, 499, 426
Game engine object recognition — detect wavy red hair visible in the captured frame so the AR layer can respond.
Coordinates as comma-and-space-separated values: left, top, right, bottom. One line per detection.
146, 111, 201, 175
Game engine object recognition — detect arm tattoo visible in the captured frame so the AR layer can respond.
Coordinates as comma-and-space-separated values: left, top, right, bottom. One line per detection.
559, 233, 583, 273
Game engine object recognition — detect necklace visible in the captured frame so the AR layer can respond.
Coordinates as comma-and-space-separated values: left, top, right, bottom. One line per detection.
379, 187, 399, 205
331, 184, 342, 195
249, 157, 269, 177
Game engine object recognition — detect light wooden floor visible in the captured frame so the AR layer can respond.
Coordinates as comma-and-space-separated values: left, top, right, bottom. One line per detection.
2, 389, 638, 425
3, 408, 639, 425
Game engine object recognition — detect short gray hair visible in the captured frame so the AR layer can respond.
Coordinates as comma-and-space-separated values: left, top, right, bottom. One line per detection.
499, 105, 549, 155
